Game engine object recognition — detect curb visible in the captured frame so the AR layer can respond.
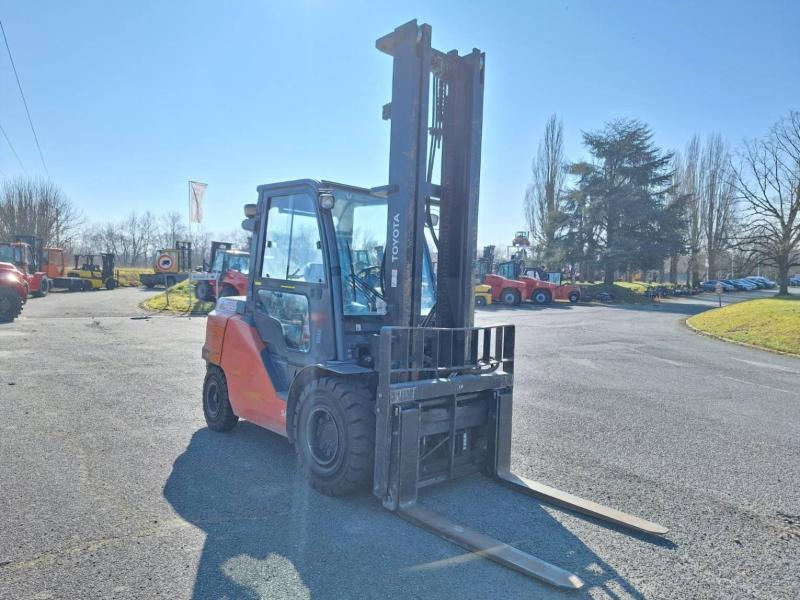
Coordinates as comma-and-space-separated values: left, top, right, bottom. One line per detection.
683, 317, 800, 359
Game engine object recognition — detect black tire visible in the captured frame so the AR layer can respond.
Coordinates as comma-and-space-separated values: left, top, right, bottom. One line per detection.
501, 288, 521, 306
293, 377, 375, 496
195, 281, 212, 301
144, 282, 156, 289
82, 280, 93, 291
0, 288, 23, 322
203, 366, 239, 432
532, 289, 551, 305
219, 284, 238, 298
35, 278, 49, 297
166, 276, 177, 288
105, 278, 117, 290
475, 295, 487, 307
568, 291, 580, 304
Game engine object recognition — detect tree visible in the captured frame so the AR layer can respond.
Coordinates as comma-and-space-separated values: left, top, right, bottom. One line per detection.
567, 119, 680, 284
524, 115, 566, 262
699, 135, 737, 279
0, 177, 82, 247
674, 136, 703, 285
734, 111, 800, 294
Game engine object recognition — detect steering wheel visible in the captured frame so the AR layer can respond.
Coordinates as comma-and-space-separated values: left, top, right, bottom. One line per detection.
355, 265, 383, 295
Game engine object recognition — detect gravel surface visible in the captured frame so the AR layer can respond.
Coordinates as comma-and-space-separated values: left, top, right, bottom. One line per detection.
1, 288, 798, 599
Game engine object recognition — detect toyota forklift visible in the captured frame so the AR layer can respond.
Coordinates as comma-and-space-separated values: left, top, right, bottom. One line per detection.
201, 20, 667, 590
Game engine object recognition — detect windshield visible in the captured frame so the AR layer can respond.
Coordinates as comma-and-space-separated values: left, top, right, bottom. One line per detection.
0, 245, 21, 265
331, 188, 435, 316
227, 253, 250, 275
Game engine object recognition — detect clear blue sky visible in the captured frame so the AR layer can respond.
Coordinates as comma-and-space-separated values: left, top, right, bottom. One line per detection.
1, 0, 798, 247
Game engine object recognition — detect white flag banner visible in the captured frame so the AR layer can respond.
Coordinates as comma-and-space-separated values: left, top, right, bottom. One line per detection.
190, 181, 207, 223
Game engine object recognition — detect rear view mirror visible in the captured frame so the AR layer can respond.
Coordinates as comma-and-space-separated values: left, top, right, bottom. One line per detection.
241, 218, 257, 232
244, 203, 258, 218
428, 213, 439, 227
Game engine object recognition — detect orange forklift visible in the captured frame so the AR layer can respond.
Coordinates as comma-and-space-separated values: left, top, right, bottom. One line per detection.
200, 20, 667, 590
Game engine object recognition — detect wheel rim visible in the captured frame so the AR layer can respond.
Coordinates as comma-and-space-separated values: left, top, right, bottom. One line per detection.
205, 380, 221, 419
306, 406, 340, 468
536, 292, 546, 303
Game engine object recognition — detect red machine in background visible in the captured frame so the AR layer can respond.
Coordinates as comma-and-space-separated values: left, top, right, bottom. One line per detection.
0, 261, 27, 322
484, 260, 581, 305
0, 236, 50, 297
194, 241, 250, 301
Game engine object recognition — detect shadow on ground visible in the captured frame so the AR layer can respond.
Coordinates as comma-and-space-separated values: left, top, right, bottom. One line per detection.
164, 424, 670, 599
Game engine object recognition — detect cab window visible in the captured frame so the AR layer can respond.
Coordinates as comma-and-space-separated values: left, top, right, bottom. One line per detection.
261, 194, 325, 283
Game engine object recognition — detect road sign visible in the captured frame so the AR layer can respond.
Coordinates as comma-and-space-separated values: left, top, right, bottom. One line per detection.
715, 282, 723, 294
157, 254, 174, 271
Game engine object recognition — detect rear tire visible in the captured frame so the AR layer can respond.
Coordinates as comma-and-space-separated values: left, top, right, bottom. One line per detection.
293, 377, 375, 496
568, 291, 580, 304
203, 366, 239, 432
532, 290, 551, 305
501, 288, 521, 306
105, 278, 117, 290
475, 295, 486, 307
0, 288, 23, 323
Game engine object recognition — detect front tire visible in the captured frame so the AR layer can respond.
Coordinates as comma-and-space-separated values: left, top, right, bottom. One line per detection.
105, 278, 117, 290
203, 367, 239, 432
568, 291, 580, 304
475, 295, 487, 307
501, 288, 521, 306
0, 288, 23, 322
293, 377, 375, 496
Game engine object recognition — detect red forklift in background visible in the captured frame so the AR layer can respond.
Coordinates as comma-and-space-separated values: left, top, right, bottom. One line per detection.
199, 20, 665, 590
488, 259, 582, 305
0, 236, 50, 297
0, 261, 27, 322
194, 241, 250, 301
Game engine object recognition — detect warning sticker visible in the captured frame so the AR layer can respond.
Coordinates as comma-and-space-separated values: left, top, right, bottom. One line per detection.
391, 269, 398, 288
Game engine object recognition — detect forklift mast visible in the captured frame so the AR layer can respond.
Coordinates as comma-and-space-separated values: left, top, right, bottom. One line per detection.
378, 20, 484, 330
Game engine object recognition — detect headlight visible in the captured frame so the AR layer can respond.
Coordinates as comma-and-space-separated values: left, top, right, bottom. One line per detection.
1, 271, 21, 283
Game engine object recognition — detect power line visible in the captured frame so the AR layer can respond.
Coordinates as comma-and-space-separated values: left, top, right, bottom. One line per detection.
0, 120, 27, 175
0, 19, 48, 176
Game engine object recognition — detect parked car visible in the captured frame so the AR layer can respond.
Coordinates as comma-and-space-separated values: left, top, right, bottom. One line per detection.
732, 278, 758, 291
746, 276, 777, 289
701, 280, 735, 292
743, 277, 766, 289
789, 275, 800, 287
720, 279, 749, 291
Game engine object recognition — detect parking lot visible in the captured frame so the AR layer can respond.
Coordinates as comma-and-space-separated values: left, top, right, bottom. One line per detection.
1, 288, 798, 599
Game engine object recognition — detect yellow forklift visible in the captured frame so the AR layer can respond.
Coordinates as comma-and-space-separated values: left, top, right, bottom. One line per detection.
68, 254, 118, 290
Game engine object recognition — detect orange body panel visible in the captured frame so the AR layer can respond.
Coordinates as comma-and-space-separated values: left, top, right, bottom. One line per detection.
43, 248, 67, 278
205, 310, 287, 436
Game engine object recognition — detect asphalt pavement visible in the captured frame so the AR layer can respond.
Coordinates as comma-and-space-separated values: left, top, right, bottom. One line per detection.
0, 288, 798, 599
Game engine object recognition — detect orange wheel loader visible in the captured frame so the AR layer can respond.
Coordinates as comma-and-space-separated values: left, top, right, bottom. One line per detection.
201, 20, 667, 591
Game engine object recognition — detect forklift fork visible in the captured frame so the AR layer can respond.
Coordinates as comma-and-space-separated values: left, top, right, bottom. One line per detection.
374, 325, 668, 590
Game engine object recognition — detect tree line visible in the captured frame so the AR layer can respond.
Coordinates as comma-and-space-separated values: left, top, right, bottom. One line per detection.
524, 111, 800, 294
0, 177, 247, 269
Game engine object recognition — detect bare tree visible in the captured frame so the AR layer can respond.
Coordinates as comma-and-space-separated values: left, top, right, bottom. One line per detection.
524, 114, 565, 260
674, 136, 703, 285
699, 135, 737, 279
734, 111, 800, 294
0, 177, 83, 247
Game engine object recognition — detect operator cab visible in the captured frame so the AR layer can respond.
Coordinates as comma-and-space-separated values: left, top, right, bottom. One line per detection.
243, 179, 437, 385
